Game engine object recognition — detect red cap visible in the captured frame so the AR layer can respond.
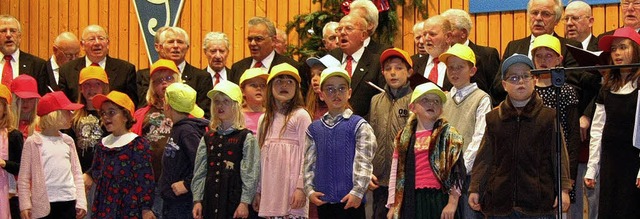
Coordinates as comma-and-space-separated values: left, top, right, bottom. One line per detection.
598, 27, 640, 52
10, 74, 41, 99
37, 91, 83, 116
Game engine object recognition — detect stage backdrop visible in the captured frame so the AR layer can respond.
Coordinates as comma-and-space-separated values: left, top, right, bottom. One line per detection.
0, 0, 625, 70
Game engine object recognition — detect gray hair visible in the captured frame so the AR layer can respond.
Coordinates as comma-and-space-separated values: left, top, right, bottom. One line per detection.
412, 21, 424, 35
322, 22, 339, 37
0, 15, 21, 32
157, 26, 190, 46
202, 31, 230, 50
248, 17, 276, 37
424, 15, 452, 33
276, 28, 287, 42
349, 0, 379, 35
527, 0, 563, 23
441, 9, 472, 33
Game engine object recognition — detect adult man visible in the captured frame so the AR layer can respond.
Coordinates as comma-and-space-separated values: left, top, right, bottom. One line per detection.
411, 15, 453, 91
329, 14, 385, 117
230, 16, 308, 94
442, 9, 500, 98
59, 25, 137, 104
493, 0, 582, 104
597, 0, 640, 38
274, 28, 288, 55
136, 26, 212, 113
410, 21, 428, 70
46, 32, 81, 91
202, 32, 231, 88
348, 0, 389, 54
322, 22, 340, 52
0, 15, 48, 95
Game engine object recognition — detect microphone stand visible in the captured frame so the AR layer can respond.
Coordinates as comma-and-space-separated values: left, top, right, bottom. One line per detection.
530, 63, 640, 218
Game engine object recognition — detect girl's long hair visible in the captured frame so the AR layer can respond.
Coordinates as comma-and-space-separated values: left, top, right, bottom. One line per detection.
12, 95, 38, 136
258, 74, 308, 147
209, 92, 245, 130
72, 82, 110, 129
604, 39, 640, 91
0, 98, 16, 131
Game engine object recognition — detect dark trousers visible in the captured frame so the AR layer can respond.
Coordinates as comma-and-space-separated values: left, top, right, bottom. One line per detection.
317, 202, 365, 219
372, 186, 388, 219
10, 196, 20, 219
162, 200, 193, 219
40, 200, 76, 219
488, 212, 555, 219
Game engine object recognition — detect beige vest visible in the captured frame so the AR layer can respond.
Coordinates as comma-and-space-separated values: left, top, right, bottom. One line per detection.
442, 88, 489, 151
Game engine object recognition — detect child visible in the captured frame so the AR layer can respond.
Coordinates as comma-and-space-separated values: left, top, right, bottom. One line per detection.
10, 74, 41, 139
90, 91, 155, 219
386, 82, 465, 219
239, 68, 268, 133
304, 66, 377, 218
469, 54, 571, 217
17, 91, 86, 219
368, 48, 413, 219
0, 84, 25, 219
254, 63, 312, 218
192, 80, 260, 219
585, 27, 640, 217
439, 44, 491, 218
159, 83, 209, 218
305, 54, 341, 120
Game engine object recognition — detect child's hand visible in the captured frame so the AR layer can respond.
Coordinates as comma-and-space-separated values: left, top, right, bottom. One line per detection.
386, 206, 395, 219
75, 208, 87, 219
20, 209, 30, 219
309, 192, 327, 206
291, 188, 306, 209
252, 193, 261, 211
340, 193, 362, 209
83, 174, 93, 193
584, 178, 596, 189
171, 181, 188, 196
636, 178, 640, 189
193, 202, 203, 219
468, 193, 481, 211
233, 203, 249, 218
441, 202, 457, 219
142, 209, 156, 219
368, 174, 379, 190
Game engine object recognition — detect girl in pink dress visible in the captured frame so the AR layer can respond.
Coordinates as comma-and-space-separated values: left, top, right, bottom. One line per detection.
253, 63, 312, 218
239, 68, 268, 133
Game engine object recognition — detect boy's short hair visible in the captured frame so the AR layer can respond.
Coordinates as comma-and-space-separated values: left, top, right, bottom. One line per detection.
439, 43, 476, 67
531, 34, 561, 56
320, 67, 351, 87
501, 54, 534, 79
380, 48, 413, 69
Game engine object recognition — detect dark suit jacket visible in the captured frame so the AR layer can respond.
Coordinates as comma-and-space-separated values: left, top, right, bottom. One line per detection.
230, 52, 309, 96
17, 51, 48, 95
579, 35, 602, 118
407, 54, 452, 91
364, 38, 390, 55
329, 49, 386, 118
137, 62, 213, 117
468, 41, 500, 101
492, 34, 582, 104
59, 56, 137, 104
45, 59, 61, 91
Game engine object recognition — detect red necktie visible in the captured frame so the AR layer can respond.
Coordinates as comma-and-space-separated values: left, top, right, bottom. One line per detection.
346, 55, 354, 77
91, 62, 100, 67
2, 55, 13, 86
428, 58, 439, 84
253, 61, 263, 68
214, 72, 221, 87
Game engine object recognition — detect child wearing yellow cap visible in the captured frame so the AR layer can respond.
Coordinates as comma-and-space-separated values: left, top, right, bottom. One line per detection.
439, 43, 492, 218
303, 66, 377, 218
238, 68, 268, 133
192, 80, 260, 219
386, 82, 465, 219
368, 48, 413, 219
0, 84, 24, 219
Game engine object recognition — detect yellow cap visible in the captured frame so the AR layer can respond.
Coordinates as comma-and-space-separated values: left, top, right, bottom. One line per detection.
267, 63, 301, 84
239, 68, 269, 87
151, 59, 179, 77
207, 80, 243, 103
531, 34, 561, 56
79, 66, 109, 84
380, 48, 413, 67
92, 91, 136, 117
165, 83, 204, 118
320, 66, 351, 86
410, 82, 447, 104
0, 84, 11, 103
439, 43, 476, 66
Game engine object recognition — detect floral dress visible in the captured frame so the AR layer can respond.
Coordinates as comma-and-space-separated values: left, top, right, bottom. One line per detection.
90, 135, 155, 218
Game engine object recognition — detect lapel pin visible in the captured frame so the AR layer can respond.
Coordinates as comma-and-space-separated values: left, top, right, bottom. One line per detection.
359, 68, 364, 71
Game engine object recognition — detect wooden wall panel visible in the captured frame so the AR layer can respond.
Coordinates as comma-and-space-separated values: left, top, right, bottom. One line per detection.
0, 0, 628, 70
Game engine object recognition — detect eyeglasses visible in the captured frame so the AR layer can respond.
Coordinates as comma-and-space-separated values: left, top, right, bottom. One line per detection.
100, 109, 120, 118
0, 28, 19, 36
83, 36, 107, 43
622, 1, 640, 9
562, 15, 590, 23
55, 46, 80, 59
529, 10, 555, 19
504, 74, 534, 84
247, 36, 267, 43
323, 86, 348, 96
152, 75, 175, 84
273, 78, 296, 86
247, 83, 266, 89
416, 97, 441, 106
335, 25, 363, 34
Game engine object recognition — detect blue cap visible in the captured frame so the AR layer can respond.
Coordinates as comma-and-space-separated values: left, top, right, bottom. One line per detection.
501, 54, 534, 79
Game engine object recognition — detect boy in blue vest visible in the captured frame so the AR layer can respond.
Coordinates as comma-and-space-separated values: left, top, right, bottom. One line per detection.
303, 66, 377, 219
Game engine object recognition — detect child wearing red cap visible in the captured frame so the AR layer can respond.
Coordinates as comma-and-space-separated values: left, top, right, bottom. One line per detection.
9, 74, 41, 139
17, 91, 86, 219
0, 84, 25, 219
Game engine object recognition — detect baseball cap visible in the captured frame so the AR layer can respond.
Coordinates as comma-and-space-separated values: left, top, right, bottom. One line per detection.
531, 34, 561, 56
439, 43, 476, 66
0, 84, 11, 103
239, 68, 269, 87
151, 59, 179, 77
380, 48, 413, 67
267, 63, 301, 84
79, 66, 109, 84
10, 74, 41, 99
306, 54, 341, 68
165, 83, 204, 118
410, 82, 447, 104
207, 80, 243, 103
598, 27, 640, 52
501, 54, 534, 79
37, 91, 84, 116
92, 91, 136, 117
320, 66, 351, 86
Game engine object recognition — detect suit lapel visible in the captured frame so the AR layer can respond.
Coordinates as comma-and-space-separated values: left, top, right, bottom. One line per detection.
351, 52, 372, 92
18, 52, 32, 75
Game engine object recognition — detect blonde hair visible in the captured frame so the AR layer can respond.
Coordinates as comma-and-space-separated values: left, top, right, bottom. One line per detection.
0, 98, 16, 131
11, 95, 39, 136
39, 110, 70, 131
145, 72, 181, 107
209, 92, 245, 130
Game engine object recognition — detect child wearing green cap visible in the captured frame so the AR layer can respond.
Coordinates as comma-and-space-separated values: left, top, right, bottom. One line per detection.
439, 43, 491, 218
368, 48, 413, 219
303, 66, 377, 218
192, 80, 260, 219
386, 82, 465, 219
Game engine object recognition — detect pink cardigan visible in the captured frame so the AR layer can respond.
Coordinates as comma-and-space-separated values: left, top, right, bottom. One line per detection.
17, 132, 87, 218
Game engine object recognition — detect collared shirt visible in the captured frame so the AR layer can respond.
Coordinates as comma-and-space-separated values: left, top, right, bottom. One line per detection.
50, 56, 60, 85
177, 61, 186, 74
84, 56, 106, 68
341, 45, 366, 71
449, 83, 492, 173
528, 35, 537, 59
207, 65, 228, 82
364, 37, 371, 47
251, 50, 275, 71
463, 39, 470, 47
581, 34, 594, 50
1, 50, 19, 80
423, 55, 447, 87
303, 108, 377, 199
